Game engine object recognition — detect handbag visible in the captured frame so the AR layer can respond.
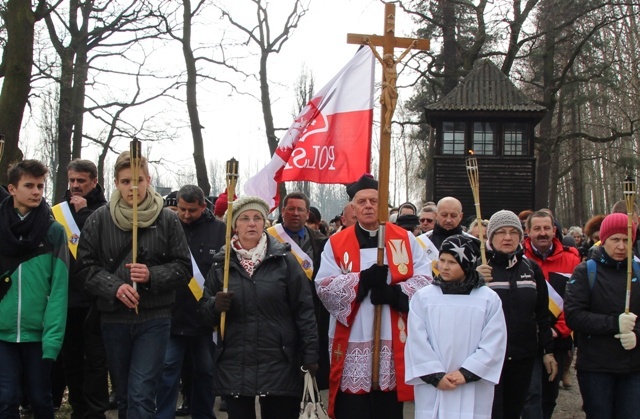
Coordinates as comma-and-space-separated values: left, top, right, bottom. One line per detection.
299, 371, 329, 419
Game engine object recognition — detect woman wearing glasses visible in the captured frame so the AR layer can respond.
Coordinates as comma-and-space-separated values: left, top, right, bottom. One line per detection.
475, 210, 556, 419
201, 196, 319, 419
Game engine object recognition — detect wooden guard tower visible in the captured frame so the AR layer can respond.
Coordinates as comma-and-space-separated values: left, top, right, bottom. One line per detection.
426, 59, 547, 219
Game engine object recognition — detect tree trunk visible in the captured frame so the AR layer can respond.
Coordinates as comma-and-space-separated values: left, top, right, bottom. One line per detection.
534, 4, 557, 209
53, 48, 75, 202
182, 0, 210, 195
440, 0, 458, 95
0, 0, 37, 183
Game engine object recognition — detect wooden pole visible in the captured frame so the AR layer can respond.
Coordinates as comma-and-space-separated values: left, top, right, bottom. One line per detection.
220, 158, 239, 340
129, 138, 142, 315
624, 175, 636, 313
347, 2, 429, 391
466, 154, 487, 264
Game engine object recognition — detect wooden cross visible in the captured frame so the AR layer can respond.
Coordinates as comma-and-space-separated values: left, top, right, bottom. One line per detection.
347, 2, 430, 225
346, 2, 430, 391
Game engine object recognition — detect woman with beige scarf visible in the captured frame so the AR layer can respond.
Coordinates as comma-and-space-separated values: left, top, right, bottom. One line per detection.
75, 151, 192, 419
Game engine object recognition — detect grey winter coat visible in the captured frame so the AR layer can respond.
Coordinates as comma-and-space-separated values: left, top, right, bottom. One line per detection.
201, 234, 319, 397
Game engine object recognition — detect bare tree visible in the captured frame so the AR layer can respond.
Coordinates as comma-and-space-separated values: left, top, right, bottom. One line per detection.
291, 66, 314, 197
83, 63, 181, 186
41, 0, 167, 201
0, 0, 58, 183
213, 0, 309, 206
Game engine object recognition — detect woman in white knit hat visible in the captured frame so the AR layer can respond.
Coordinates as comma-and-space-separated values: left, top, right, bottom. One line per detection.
200, 196, 319, 419
476, 210, 557, 419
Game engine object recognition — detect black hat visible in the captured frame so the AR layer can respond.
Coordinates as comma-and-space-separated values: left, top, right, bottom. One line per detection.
440, 234, 480, 273
164, 191, 178, 208
395, 214, 420, 231
309, 206, 322, 223
346, 174, 378, 200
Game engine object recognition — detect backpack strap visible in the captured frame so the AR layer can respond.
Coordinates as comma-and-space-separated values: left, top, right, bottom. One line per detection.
633, 261, 640, 284
587, 259, 597, 290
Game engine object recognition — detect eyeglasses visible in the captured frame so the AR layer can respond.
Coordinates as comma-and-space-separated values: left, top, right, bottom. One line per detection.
419, 218, 435, 223
237, 216, 264, 223
284, 206, 307, 214
493, 228, 520, 237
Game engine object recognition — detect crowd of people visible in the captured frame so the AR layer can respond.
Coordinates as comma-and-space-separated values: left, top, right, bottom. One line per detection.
0, 157, 639, 419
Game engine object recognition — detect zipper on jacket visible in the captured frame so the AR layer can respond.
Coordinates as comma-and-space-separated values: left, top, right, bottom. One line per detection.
17, 264, 22, 342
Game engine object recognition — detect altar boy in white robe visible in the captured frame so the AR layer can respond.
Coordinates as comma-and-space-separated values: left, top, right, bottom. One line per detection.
405, 235, 507, 419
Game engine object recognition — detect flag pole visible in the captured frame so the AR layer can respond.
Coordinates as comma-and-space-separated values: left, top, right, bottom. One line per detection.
466, 153, 487, 264
624, 175, 636, 314
220, 158, 239, 341
129, 138, 141, 315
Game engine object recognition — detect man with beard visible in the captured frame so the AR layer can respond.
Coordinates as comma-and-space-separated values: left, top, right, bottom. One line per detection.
53, 159, 110, 419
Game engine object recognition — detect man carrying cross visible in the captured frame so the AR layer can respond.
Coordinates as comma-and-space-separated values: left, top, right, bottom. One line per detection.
315, 175, 431, 418
317, 5, 431, 418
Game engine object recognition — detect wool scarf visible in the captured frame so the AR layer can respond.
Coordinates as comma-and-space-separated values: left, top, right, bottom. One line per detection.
434, 270, 484, 295
0, 197, 53, 256
109, 186, 164, 231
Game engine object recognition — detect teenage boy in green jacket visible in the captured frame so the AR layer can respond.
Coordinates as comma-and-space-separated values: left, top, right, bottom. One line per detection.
0, 159, 69, 419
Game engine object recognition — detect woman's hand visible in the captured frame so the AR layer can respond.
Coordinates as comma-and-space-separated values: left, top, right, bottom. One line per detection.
301, 363, 319, 377
476, 264, 493, 282
214, 291, 234, 313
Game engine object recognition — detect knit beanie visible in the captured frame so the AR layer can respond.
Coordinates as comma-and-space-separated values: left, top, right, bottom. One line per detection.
600, 213, 637, 244
440, 234, 480, 273
487, 210, 523, 242
164, 191, 178, 208
231, 196, 269, 228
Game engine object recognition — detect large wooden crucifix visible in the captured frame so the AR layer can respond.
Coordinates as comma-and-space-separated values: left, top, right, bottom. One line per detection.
347, 2, 430, 391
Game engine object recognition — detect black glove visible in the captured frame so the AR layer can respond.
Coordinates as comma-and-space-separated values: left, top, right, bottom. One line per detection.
370, 284, 409, 312
214, 291, 234, 313
357, 264, 389, 302
302, 363, 319, 377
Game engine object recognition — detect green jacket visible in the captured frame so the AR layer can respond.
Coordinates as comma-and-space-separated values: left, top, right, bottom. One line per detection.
0, 221, 69, 360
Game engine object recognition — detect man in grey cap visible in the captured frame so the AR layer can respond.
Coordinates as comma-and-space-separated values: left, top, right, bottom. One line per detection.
315, 174, 432, 419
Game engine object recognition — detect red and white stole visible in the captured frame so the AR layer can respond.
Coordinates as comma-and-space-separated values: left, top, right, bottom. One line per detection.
327, 223, 414, 417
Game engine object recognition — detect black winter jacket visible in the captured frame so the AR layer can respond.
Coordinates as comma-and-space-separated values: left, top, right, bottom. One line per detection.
172, 209, 225, 336
62, 184, 108, 307
75, 205, 192, 323
201, 234, 319, 397
483, 246, 553, 359
565, 248, 640, 373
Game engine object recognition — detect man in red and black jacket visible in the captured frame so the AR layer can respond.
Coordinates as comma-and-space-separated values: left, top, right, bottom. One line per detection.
522, 210, 581, 419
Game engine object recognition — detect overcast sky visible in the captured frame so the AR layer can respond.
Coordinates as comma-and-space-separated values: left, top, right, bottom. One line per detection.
22, 0, 421, 193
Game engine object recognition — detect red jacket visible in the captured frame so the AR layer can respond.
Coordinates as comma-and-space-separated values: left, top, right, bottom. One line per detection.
523, 237, 581, 338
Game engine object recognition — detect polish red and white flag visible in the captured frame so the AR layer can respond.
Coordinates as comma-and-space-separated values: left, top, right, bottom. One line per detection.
244, 47, 375, 210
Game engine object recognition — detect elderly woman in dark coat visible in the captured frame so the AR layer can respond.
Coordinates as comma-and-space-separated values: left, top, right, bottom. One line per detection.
201, 196, 319, 419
